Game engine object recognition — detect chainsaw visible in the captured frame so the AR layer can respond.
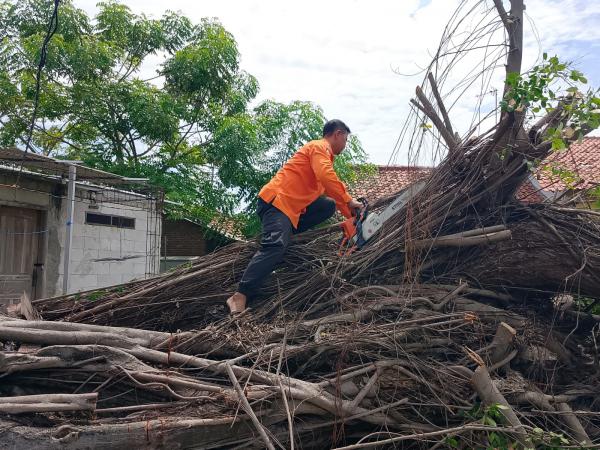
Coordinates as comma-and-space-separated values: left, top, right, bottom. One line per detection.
339, 181, 426, 254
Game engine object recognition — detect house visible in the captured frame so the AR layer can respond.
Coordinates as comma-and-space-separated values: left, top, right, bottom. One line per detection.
350, 137, 600, 208
516, 137, 600, 206
0, 147, 162, 310
160, 217, 241, 271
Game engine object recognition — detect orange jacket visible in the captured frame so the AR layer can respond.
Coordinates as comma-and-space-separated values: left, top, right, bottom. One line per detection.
259, 139, 353, 228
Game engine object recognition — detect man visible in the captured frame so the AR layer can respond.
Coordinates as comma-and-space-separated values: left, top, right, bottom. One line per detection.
226, 119, 363, 314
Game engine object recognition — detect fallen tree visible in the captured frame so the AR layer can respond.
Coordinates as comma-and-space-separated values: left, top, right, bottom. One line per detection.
2, 0, 600, 448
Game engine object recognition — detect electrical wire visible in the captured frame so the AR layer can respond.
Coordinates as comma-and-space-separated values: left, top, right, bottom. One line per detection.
15, 0, 61, 187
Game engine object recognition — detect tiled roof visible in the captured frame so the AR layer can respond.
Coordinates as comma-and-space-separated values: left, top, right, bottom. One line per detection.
349, 166, 431, 201
515, 178, 546, 203
533, 137, 600, 192
354, 137, 600, 204
207, 216, 246, 241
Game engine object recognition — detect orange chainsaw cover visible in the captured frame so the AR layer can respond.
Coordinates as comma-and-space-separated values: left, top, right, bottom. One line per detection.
259, 139, 353, 228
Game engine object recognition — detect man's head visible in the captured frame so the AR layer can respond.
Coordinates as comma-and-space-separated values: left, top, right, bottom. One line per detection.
322, 119, 350, 155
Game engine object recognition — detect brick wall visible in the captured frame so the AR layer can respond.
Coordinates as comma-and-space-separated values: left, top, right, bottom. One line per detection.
161, 219, 232, 257
161, 220, 207, 257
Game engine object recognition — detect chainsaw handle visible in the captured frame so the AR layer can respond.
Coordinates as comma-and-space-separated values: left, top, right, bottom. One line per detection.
351, 197, 369, 217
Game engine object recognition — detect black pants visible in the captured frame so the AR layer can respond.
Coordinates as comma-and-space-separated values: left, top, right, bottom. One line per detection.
238, 196, 336, 299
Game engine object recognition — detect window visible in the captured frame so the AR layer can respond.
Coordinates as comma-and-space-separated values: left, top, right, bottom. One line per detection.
85, 212, 135, 229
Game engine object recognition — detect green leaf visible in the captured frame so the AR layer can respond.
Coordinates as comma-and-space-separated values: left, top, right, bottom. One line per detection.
506, 71, 521, 86
445, 437, 459, 448
551, 138, 566, 150
483, 416, 497, 426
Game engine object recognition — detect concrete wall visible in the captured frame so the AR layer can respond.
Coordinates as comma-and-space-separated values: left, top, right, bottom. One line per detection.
55, 185, 161, 295
0, 169, 161, 298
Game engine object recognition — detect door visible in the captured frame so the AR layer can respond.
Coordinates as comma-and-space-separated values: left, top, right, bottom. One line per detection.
0, 206, 44, 310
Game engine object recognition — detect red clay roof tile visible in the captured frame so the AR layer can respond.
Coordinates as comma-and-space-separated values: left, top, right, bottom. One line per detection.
352, 137, 600, 204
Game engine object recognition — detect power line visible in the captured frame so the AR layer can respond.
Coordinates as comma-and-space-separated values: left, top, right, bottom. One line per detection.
16, 0, 61, 186
0, 229, 48, 235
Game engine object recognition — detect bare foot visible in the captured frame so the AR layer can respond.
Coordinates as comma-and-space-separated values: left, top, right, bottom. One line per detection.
226, 292, 247, 314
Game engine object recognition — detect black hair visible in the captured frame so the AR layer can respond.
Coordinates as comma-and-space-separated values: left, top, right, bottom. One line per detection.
322, 119, 351, 137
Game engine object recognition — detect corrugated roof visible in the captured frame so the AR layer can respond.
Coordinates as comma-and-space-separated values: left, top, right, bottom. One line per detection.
0, 147, 148, 187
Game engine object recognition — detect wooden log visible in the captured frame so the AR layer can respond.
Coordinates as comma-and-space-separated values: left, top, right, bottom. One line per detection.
470, 366, 529, 446
412, 230, 511, 249
555, 402, 591, 445
489, 322, 517, 368
0, 352, 65, 374
0, 393, 97, 414
0, 416, 258, 449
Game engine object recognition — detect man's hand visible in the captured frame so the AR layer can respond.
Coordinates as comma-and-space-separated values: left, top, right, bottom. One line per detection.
347, 198, 363, 215
347, 199, 363, 209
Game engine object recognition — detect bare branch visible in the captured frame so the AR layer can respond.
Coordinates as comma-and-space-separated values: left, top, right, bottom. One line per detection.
412, 86, 459, 153
492, 0, 511, 31
427, 72, 455, 137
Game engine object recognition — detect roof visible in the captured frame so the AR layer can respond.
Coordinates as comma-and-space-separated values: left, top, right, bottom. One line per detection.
163, 215, 245, 242
350, 166, 431, 201
352, 137, 600, 204
514, 177, 547, 203
533, 137, 600, 192
0, 162, 156, 202
208, 217, 246, 241
0, 147, 148, 187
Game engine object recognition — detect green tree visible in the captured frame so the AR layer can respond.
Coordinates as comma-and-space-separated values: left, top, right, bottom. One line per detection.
0, 0, 371, 234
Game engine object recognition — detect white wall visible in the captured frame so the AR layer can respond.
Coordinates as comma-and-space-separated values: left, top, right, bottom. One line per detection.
54, 186, 161, 295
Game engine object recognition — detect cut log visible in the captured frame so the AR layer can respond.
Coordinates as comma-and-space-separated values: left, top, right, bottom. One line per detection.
489, 322, 517, 368
555, 402, 591, 445
470, 366, 529, 446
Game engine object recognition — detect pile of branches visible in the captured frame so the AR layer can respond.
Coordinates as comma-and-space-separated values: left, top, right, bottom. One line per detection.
2, 0, 600, 448
3, 283, 599, 448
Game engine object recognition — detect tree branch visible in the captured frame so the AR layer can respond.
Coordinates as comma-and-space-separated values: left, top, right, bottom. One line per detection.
427, 73, 455, 137
412, 86, 459, 153
225, 362, 276, 450
528, 103, 565, 144
492, 0, 511, 31
495, 0, 524, 97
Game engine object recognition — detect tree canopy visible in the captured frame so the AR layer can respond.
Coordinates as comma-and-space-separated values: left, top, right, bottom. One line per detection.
0, 0, 372, 235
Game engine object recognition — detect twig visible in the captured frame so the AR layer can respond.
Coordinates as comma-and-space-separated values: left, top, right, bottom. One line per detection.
225, 362, 276, 450
331, 424, 524, 450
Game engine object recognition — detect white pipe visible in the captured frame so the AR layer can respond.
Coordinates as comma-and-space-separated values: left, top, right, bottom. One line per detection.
62, 164, 76, 294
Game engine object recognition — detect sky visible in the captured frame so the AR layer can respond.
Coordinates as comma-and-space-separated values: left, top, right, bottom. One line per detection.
75, 0, 600, 165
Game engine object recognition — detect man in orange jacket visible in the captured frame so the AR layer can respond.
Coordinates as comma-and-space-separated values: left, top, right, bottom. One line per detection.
227, 119, 363, 313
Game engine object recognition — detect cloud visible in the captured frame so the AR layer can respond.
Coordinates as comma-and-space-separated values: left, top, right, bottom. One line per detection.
73, 0, 600, 162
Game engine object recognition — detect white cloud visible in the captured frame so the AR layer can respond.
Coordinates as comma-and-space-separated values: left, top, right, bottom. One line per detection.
73, 0, 600, 163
